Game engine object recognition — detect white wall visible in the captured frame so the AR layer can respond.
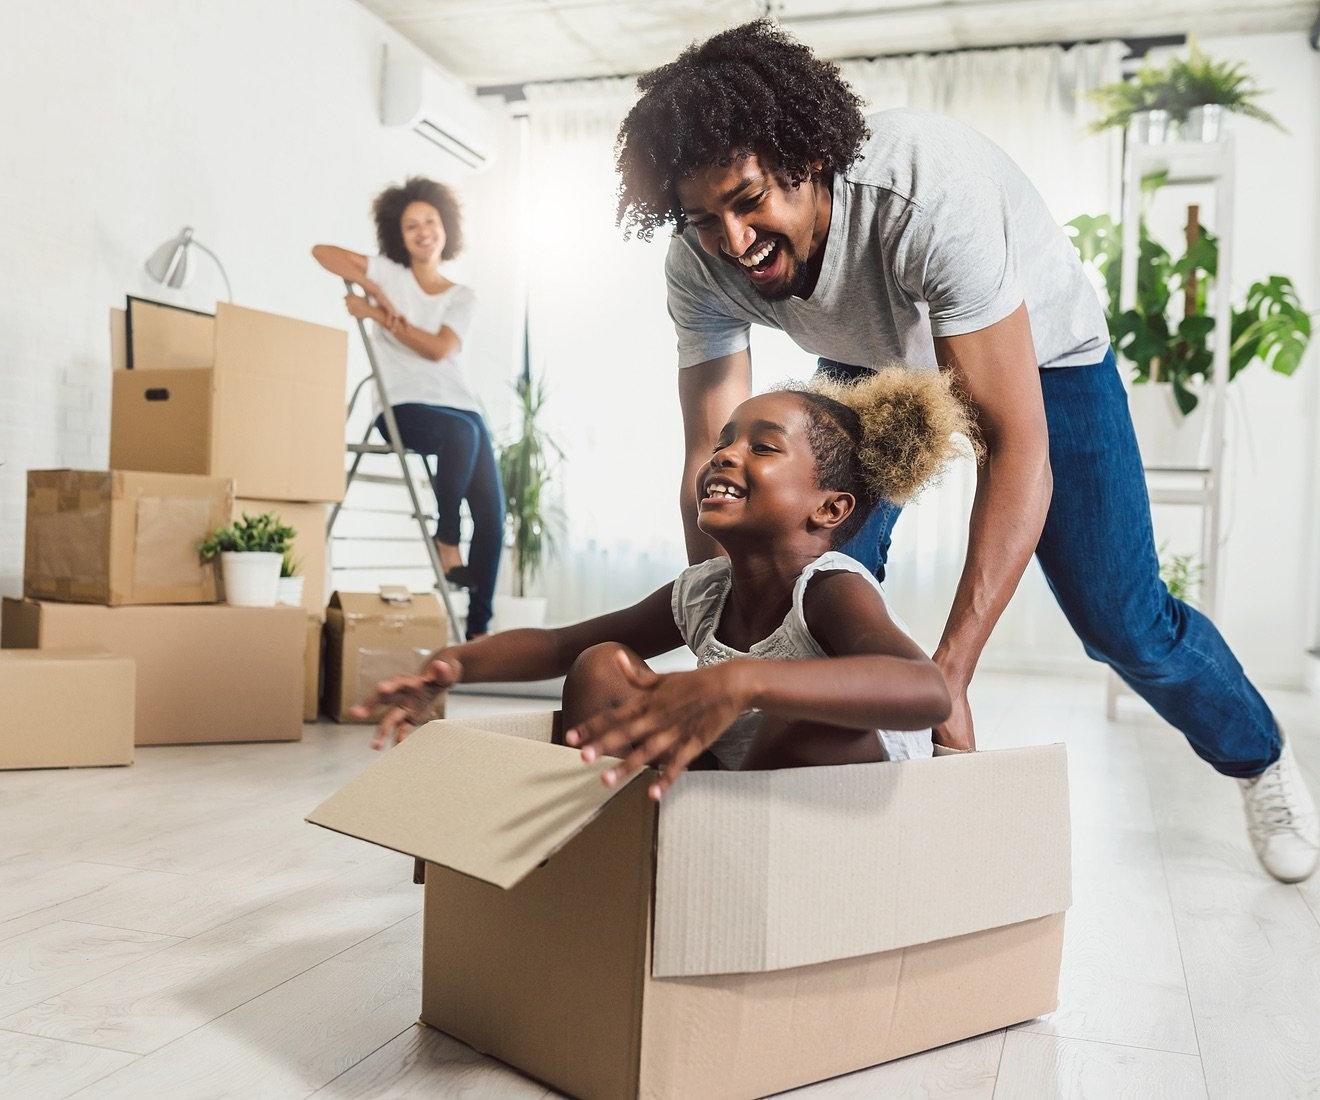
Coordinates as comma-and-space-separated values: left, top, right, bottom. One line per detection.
0, 0, 520, 597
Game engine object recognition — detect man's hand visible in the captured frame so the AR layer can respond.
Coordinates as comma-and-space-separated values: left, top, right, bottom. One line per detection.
350, 656, 463, 750
565, 653, 749, 800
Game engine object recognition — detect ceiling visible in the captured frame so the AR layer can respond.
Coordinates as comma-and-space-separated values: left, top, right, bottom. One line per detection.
356, 0, 1319, 87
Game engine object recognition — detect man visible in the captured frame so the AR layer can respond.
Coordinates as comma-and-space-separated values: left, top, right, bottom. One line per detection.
613, 20, 1317, 882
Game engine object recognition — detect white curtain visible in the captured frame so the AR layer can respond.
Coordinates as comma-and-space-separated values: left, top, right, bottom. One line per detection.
521, 43, 1125, 673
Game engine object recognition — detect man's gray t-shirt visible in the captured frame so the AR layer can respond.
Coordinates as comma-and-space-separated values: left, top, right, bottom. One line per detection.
666, 108, 1108, 372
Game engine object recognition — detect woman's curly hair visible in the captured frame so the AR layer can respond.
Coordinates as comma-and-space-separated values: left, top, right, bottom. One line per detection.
615, 19, 869, 241
783, 368, 979, 546
372, 177, 464, 265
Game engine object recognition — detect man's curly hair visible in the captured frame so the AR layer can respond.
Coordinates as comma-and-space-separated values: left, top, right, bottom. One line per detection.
615, 20, 869, 241
372, 177, 464, 265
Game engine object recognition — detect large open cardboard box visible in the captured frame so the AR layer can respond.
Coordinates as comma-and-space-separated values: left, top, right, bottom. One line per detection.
25, 469, 232, 605
0, 650, 134, 769
109, 299, 347, 503
323, 588, 448, 723
308, 711, 1072, 1099
2, 598, 304, 746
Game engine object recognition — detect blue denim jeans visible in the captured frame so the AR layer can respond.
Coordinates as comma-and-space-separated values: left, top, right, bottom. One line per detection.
820, 350, 1280, 779
375, 403, 505, 638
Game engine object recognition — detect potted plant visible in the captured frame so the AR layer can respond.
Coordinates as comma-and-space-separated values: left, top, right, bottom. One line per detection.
495, 373, 563, 630
199, 512, 296, 608
1088, 40, 1284, 143
1067, 189, 1313, 464
1159, 544, 1205, 607
278, 549, 304, 608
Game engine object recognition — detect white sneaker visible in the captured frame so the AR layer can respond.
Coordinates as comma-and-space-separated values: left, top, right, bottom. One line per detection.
1238, 735, 1319, 883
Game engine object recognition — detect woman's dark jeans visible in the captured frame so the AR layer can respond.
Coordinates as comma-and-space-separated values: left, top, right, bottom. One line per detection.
818, 350, 1279, 779
375, 403, 504, 638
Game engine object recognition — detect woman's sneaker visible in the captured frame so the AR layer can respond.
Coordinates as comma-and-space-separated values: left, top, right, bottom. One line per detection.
1238, 735, 1319, 883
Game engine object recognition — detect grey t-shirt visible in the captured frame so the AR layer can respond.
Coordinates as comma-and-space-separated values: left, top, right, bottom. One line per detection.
666, 108, 1109, 372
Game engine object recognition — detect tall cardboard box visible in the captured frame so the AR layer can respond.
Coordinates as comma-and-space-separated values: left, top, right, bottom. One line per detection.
309, 712, 1071, 1100
305, 616, 323, 722
323, 589, 448, 723
110, 298, 347, 503
0, 651, 134, 769
25, 469, 233, 606
2, 598, 304, 746
232, 499, 328, 618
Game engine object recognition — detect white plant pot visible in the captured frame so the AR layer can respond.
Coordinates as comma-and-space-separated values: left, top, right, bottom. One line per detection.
220, 551, 282, 607
276, 575, 305, 608
1127, 384, 1211, 469
493, 594, 548, 632
1128, 108, 1178, 145
1183, 104, 1226, 143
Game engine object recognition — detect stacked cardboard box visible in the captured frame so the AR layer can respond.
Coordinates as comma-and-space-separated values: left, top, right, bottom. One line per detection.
1, 298, 348, 752
108, 296, 346, 722
308, 711, 1072, 1098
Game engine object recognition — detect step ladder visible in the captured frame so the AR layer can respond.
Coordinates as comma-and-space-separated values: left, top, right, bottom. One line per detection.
326, 279, 464, 645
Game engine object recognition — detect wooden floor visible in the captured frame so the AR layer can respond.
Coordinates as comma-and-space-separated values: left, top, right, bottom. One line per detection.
2, 673, 1318, 1099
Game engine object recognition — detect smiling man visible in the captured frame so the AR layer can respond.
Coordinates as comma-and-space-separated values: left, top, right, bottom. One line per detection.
613, 19, 1317, 882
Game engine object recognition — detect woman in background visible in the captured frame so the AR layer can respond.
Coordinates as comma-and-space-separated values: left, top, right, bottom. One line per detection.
313, 176, 504, 639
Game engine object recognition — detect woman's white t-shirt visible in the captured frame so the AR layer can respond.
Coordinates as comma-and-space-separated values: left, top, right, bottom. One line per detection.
365, 255, 479, 412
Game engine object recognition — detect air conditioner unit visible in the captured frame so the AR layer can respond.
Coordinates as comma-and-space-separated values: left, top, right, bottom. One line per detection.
380, 46, 494, 171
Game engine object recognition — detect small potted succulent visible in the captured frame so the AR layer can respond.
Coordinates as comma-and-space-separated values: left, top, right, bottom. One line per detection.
278, 549, 304, 608
199, 512, 296, 607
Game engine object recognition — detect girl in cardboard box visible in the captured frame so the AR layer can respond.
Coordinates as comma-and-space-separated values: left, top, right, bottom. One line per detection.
354, 368, 974, 799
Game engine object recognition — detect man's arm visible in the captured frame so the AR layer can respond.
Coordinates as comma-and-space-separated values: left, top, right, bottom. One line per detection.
677, 349, 752, 563
932, 302, 1052, 749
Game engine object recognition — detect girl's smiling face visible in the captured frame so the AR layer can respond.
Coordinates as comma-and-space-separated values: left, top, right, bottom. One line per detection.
697, 392, 854, 546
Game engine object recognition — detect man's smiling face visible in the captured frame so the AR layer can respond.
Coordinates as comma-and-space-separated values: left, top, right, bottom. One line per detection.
675, 152, 832, 302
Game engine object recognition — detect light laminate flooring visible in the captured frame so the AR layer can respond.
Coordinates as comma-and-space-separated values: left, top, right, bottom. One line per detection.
2, 673, 1318, 1099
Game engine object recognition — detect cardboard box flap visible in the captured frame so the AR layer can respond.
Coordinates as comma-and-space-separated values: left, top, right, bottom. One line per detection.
651, 743, 1071, 978
329, 590, 445, 624
306, 722, 638, 889
126, 296, 214, 371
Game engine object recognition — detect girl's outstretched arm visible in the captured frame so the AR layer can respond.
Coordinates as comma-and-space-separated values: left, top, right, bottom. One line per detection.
354, 583, 683, 747
568, 571, 951, 796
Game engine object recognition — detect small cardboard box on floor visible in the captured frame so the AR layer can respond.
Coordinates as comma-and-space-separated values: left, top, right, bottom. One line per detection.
25, 469, 233, 605
323, 588, 448, 723
2, 599, 304, 746
109, 298, 347, 503
308, 712, 1072, 1099
0, 651, 134, 769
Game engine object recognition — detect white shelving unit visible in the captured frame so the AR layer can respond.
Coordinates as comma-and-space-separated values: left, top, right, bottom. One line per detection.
1107, 137, 1235, 719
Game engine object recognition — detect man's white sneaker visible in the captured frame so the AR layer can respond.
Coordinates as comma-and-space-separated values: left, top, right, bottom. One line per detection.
1238, 736, 1319, 883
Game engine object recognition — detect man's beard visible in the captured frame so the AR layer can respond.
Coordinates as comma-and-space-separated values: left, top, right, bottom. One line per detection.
750, 241, 814, 302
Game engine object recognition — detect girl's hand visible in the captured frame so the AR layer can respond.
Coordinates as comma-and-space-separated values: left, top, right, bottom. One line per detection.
564, 653, 751, 801
351, 656, 464, 750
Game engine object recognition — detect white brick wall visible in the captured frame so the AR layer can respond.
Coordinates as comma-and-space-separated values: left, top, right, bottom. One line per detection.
0, 0, 520, 598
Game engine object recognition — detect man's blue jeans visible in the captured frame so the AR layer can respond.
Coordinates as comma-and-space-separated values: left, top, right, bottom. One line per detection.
820, 350, 1280, 779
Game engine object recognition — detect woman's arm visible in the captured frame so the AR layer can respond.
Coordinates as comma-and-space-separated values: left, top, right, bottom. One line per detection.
738, 570, 951, 730
311, 244, 369, 284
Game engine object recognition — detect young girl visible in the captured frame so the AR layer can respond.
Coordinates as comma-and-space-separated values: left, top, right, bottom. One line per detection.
312, 177, 504, 638
354, 367, 973, 801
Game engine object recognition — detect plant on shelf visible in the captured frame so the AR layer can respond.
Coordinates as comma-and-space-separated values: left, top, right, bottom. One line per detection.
1087, 40, 1284, 133
1067, 183, 1313, 415
199, 512, 296, 559
280, 549, 302, 578
1159, 544, 1205, 607
498, 373, 563, 599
